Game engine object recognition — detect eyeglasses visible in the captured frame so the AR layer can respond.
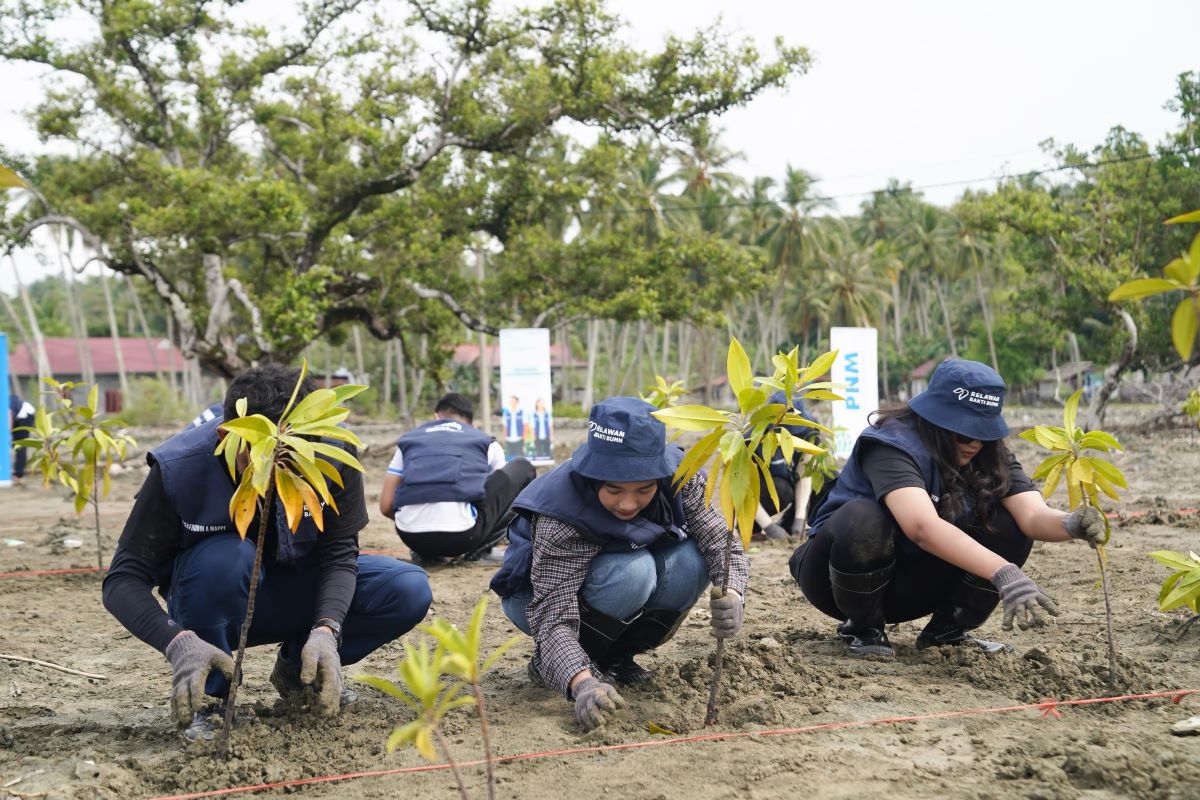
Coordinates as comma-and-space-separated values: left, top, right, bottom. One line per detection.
954, 433, 981, 445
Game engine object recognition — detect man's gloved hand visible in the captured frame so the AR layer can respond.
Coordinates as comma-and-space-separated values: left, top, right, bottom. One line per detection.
165, 631, 235, 727
573, 676, 625, 730
762, 523, 789, 541
991, 564, 1060, 630
1063, 506, 1106, 547
709, 589, 744, 638
300, 627, 343, 716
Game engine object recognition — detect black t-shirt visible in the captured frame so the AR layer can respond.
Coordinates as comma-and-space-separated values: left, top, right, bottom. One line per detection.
102, 459, 368, 653
859, 440, 1036, 502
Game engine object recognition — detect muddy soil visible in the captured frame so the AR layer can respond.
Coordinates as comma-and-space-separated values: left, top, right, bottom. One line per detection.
1, 411, 1199, 799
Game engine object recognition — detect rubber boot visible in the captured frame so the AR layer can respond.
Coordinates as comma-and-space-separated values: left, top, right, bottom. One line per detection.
577, 598, 636, 679
916, 573, 1012, 654
605, 608, 688, 685
829, 562, 894, 657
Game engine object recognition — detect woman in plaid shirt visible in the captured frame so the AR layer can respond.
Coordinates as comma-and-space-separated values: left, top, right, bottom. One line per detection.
491, 397, 748, 731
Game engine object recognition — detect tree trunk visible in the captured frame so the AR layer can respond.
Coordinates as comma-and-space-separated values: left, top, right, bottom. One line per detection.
614, 323, 638, 396
974, 271, 999, 372
931, 275, 958, 358
891, 276, 903, 347
679, 322, 692, 388
396, 337, 409, 421
9, 255, 53, 390
381, 338, 393, 415
54, 232, 96, 386
557, 325, 571, 409
479, 331, 492, 434
583, 319, 598, 411
99, 269, 130, 404
1087, 310, 1138, 429
165, 315, 180, 396
351, 324, 365, 382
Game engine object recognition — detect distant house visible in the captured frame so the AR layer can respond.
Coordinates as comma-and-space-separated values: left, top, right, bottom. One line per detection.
903, 357, 942, 401
1035, 361, 1099, 402
9, 337, 187, 413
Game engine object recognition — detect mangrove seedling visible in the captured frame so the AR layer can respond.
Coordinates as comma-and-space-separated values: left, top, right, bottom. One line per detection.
653, 338, 837, 725
1149, 550, 1200, 640
212, 362, 366, 759
1020, 389, 1127, 685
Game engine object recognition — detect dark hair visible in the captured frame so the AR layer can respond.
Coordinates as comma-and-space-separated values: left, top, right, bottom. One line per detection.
435, 392, 474, 423
224, 364, 315, 423
870, 405, 1011, 534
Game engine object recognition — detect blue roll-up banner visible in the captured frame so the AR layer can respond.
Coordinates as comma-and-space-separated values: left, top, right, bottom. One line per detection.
1, 332, 11, 487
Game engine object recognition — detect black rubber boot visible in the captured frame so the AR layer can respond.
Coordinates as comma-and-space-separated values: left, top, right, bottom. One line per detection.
605, 608, 688, 685
916, 573, 1012, 654
577, 598, 636, 678
829, 562, 894, 657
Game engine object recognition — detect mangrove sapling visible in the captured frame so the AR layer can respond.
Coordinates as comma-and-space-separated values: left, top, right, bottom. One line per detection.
1020, 389, 1128, 686
14, 379, 135, 571
361, 597, 519, 800
653, 339, 838, 725
1148, 550, 1200, 641
212, 363, 366, 759
641, 375, 689, 410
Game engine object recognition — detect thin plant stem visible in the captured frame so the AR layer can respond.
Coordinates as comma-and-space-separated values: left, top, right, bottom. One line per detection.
92, 469, 103, 573
704, 527, 735, 726
216, 488, 273, 760
1095, 547, 1119, 687
472, 683, 497, 800
1174, 614, 1200, 641
432, 726, 471, 800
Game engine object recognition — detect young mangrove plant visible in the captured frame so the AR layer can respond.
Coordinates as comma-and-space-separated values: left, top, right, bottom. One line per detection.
212, 362, 365, 759
1149, 550, 1200, 641
1020, 389, 1127, 685
652, 338, 837, 725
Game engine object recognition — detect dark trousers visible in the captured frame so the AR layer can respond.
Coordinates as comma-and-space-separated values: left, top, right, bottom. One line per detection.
11, 426, 29, 478
790, 498, 1032, 623
167, 535, 432, 698
398, 459, 536, 559
757, 472, 795, 531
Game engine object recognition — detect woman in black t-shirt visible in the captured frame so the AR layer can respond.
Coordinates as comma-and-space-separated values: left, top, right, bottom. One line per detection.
789, 360, 1106, 657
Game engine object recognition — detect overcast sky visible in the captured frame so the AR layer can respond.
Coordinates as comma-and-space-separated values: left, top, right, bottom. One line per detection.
2, 0, 1198, 295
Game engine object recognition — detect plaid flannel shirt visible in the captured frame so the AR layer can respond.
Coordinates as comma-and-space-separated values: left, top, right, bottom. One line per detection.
527, 473, 750, 697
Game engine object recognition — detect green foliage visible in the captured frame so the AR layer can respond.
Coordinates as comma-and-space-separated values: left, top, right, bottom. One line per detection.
640, 375, 688, 409
1019, 389, 1127, 530
1108, 220, 1200, 362
1184, 387, 1200, 429
1149, 550, 1200, 614
653, 339, 837, 548
120, 378, 191, 427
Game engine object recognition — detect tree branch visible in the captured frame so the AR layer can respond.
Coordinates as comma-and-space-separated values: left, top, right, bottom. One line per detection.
405, 279, 498, 335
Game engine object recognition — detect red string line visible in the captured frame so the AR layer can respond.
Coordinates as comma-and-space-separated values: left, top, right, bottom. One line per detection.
0, 566, 104, 578
145, 688, 1197, 800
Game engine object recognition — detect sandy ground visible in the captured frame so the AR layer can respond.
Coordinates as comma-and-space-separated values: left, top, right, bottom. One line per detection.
1, 412, 1199, 800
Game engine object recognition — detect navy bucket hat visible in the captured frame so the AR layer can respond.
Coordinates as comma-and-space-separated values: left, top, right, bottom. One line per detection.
909, 359, 1010, 442
572, 397, 680, 482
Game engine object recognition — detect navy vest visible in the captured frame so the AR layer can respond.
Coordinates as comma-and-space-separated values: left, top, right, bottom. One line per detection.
392, 419, 494, 507
807, 417, 942, 537
148, 418, 340, 568
489, 451, 686, 598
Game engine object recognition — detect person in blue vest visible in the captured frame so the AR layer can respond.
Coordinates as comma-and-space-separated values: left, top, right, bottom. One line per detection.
531, 397, 552, 460
752, 391, 823, 541
9, 392, 35, 484
188, 401, 224, 429
788, 359, 1105, 658
102, 364, 433, 742
490, 397, 748, 731
379, 392, 535, 566
501, 394, 525, 460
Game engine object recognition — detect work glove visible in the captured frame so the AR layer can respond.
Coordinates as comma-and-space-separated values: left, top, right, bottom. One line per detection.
991, 564, 1060, 631
572, 676, 625, 731
165, 631, 235, 727
709, 589, 745, 638
762, 523, 790, 541
1062, 506, 1106, 548
300, 628, 343, 717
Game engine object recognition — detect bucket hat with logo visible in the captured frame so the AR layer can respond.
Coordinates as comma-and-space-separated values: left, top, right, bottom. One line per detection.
908, 359, 1009, 442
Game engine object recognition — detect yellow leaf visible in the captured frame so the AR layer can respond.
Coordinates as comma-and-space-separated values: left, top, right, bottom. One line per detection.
0, 164, 29, 189
298, 479, 326, 531
799, 350, 838, 385
653, 405, 730, 432
1062, 390, 1082, 433
1108, 278, 1180, 302
647, 721, 678, 736
229, 475, 258, 538
1171, 297, 1198, 362
275, 467, 305, 531
414, 727, 438, 760
727, 337, 753, 396
1165, 209, 1200, 225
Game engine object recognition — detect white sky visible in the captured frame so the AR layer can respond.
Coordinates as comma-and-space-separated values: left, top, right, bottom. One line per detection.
3, 0, 1198, 296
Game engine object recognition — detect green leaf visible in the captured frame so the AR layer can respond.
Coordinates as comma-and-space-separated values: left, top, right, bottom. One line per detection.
1108, 278, 1181, 302
1079, 431, 1122, 452
653, 405, 730, 432
220, 415, 276, 442
1149, 550, 1200, 571
727, 337, 753, 396
1161, 572, 1200, 611
1085, 457, 1127, 490
481, 634, 523, 674
310, 441, 364, 472
1171, 297, 1198, 362
799, 350, 837, 386
736, 386, 767, 416
1063, 389, 1082, 433
285, 387, 339, 426
1165, 209, 1200, 225
1158, 572, 1183, 608
1031, 453, 1069, 480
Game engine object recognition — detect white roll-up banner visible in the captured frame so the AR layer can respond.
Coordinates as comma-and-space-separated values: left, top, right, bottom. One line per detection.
498, 328, 555, 465
830, 327, 879, 460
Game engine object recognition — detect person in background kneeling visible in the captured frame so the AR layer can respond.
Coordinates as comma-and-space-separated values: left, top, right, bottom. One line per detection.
789, 359, 1104, 658
491, 397, 748, 731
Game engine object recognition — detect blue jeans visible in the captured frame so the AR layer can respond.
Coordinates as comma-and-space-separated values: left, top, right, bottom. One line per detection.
502, 538, 710, 634
168, 534, 432, 698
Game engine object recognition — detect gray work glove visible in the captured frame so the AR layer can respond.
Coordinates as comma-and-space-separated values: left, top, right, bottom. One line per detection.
991, 564, 1060, 631
709, 589, 745, 638
300, 628, 343, 716
1062, 506, 1106, 548
165, 631, 235, 727
762, 523, 790, 541
572, 676, 625, 731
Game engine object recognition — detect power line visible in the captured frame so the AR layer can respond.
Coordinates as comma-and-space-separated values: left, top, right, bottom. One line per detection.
579, 143, 1200, 216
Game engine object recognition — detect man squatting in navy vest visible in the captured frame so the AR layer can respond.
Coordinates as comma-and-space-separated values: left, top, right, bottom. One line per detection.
102, 365, 433, 742
788, 359, 1106, 658
490, 397, 748, 730
378, 393, 535, 566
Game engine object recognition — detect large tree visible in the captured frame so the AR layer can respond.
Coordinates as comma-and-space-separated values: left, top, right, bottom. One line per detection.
0, 0, 809, 376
